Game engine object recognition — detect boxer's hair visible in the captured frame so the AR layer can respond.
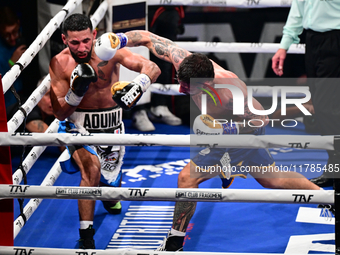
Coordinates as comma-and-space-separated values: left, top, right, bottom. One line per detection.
177, 53, 214, 85
61, 13, 93, 35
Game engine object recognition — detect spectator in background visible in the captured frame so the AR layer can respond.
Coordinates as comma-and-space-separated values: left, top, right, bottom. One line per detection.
0, 6, 26, 107
6, 75, 65, 156
6, 76, 54, 133
130, 6, 184, 132
271, 0, 340, 187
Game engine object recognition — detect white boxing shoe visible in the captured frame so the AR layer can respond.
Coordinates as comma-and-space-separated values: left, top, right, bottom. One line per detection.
132, 110, 155, 132
148, 106, 182, 126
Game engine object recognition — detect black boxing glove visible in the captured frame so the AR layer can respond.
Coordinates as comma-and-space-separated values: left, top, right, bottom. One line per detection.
65, 63, 97, 106
111, 74, 151, 110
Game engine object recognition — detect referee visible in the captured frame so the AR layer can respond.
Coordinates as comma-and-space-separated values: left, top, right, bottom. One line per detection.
272, 0, 340, 187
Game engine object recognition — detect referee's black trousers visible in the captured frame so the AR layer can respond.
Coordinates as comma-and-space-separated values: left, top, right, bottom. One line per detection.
305, 29, 340, 136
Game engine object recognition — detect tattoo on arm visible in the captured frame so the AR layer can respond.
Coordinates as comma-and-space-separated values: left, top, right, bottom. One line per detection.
128, 31, 143, 45
149, 34, 189, 63
36, 120, 45, 132
28, 120, 46, 132
170, 47, 189, 64
150, 36, 173, 60
227, 97, 266, 134
244, 99, 259, 120
226, 98, 234, 110
97, 61, 108, 81
172, 202, 197, 232
154, 43, 170, 59
150, 34, 176, 47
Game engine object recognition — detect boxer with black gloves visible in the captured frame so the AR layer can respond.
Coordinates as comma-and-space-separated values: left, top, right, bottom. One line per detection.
65, 63, 97, 106
124, 30, 322, 252
49, 15, 160, 249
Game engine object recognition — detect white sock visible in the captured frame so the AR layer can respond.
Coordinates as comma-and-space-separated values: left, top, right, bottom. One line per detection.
170, 228, 186, 237
80, 221, 93, 229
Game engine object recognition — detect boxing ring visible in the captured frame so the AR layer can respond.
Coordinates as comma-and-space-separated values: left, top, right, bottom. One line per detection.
0, 0, 337, 254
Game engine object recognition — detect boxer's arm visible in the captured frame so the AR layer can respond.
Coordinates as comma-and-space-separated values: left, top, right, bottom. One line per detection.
222, 87, 268, 134
49, 57, 78, 121
240, 98, 269, 133
232, 97, 268, 134
26, 120, 49, 133
109, 48, 160, 110
125, 30, 190, 70
115, 48, 161, 83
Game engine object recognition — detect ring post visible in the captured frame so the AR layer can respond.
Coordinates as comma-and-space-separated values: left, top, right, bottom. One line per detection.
0, 74, 13, 246
335, 178, 340, 255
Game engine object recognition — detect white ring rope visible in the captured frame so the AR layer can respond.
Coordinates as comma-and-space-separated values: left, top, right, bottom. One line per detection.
175, 42, 305, 54
4, 0, 324, 252
0, 247, 302, 255
0, 133, 336, 150
7, 75, 52, 133
0, 185, 333, 204
8, 0, 108, 186
7, 1, 109, 239
150, 83, 184, 95
90, 0, 108, 29
13, 150, 70, 238
7, 1, 108, 134
1, 0, 83, 94
1, 0, 108, 94
12, 119, 59, 185
147, 0, 293, 8
7, 1, 108, 132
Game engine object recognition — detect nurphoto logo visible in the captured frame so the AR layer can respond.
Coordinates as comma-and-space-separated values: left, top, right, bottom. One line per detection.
199, 81, 311, 128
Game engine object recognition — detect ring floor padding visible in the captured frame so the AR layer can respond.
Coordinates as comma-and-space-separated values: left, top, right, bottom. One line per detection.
13, 120, 334, 253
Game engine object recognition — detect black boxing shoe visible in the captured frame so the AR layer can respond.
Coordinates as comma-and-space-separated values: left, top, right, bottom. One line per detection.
79, 225, 95, 249
102, 201, 122, 214
156, 231, 184, 251
310, 176, 334, 187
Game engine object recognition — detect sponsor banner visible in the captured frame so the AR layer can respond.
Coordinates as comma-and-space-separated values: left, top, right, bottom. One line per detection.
176, 190, 222, 200
56, 187, 102, 196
